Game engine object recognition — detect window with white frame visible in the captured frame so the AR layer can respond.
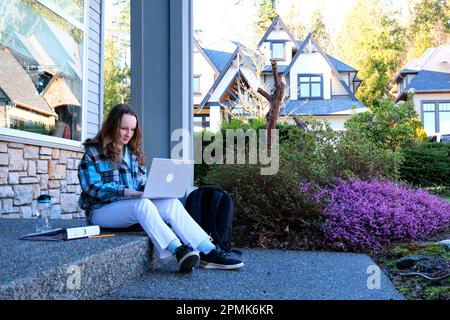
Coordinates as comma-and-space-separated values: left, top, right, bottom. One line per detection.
422, 101, 450, 134
271, 42, 285, 60
193, 115, 209, 131
438, 102, 450, 132
0, 0, 85, 142
193, 75, 201, 94
298, 74, 323, 99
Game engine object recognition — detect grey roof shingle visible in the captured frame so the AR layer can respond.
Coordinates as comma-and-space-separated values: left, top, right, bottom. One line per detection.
400, 68, 419, 74
404, 70, 450, 92
280, 98, 367, 116
203, 48, 234, 73
295, 40, 356, 72
392, 68, 419, 83
326, 55, 357, 72
262, 65, 288, 73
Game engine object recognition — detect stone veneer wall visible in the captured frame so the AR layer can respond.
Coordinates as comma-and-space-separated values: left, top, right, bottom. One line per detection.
0, 142, 84, 219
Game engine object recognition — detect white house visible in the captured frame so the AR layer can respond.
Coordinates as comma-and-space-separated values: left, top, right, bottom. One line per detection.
198, 41, 263, 132
193, 39, 237, 132
193, 39, 220, 131
391, 45, 450, 135
197, 16, 369, 132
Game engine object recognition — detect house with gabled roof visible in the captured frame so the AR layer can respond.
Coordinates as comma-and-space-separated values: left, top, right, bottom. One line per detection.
193, 38, 222, 131
0, 45, 57, 130
390, 45, 450, 135
196, 15, 369, 132
196, 40, 261, 132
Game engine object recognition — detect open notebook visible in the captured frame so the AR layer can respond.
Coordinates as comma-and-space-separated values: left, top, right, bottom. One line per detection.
20, 226, 100, 241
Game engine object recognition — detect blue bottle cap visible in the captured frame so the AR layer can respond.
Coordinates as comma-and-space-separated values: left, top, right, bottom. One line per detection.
37, 194, 51, 203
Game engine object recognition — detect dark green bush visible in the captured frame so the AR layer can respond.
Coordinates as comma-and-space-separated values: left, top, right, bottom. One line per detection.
194, 119, 299, 185
344, 97, 427, 152
337, 130, 403, 181
400, 142, 450, 187
280, 118, 402, 183
191, 96, 449, 251
194, 130, 211, 185
200, 118, 405, 249
203, 161, 325, 249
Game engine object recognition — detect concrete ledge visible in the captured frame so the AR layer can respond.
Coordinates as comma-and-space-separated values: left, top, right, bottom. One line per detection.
0, 219, 153, 300
103, 249, 405, 300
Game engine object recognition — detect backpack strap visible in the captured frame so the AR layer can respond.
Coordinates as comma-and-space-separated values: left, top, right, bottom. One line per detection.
204, 189, 223, 247
186, 187, 204, 225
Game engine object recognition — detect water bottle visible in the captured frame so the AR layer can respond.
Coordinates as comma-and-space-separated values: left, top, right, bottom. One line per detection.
35, 194, 52, 233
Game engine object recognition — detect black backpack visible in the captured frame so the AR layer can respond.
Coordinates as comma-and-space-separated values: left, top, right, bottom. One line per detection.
184, 186, 235, 252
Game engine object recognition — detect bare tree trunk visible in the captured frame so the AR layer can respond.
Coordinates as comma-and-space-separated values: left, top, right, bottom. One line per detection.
257, 59, 285, 146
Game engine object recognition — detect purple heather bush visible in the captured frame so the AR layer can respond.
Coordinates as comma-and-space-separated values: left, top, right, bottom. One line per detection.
300, 179, 450, 251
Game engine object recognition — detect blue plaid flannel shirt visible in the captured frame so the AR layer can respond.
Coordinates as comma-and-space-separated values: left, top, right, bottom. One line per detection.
78, 144, 147, 222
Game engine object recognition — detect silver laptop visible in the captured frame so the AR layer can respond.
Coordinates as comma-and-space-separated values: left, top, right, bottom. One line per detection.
142, 158, 193, 199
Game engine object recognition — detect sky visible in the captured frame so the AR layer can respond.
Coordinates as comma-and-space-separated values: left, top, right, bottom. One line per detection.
193, 0, 411, 47
193, 0, 357, 47
104, 0, 411, 48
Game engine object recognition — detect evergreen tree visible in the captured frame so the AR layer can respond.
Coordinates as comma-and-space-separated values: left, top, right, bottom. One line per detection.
103, 0, 131, 117
407, 0, 450, 58
254, 0, 278, 37
283, 2, 308, 40
336, 0, 406, 108
310, 9, 330, 52
104, 39, 130, 116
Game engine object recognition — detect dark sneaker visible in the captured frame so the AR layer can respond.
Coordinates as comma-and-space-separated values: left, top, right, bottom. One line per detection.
200, 247, 244, 270
175, 245, 200, 272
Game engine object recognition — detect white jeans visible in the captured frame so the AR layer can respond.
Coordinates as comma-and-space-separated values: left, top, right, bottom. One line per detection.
91, 198, 210, 259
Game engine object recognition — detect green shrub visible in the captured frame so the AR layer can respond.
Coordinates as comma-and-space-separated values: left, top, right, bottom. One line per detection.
195, 120, 304, 185
338, 130, 403, 181
281, 118, 402, 183
279, 119, 342, 185
344, 97, 427, 152
198, 118, 406, 249
400, 142, 450, 187
203, 162, 325, 249
194, 130, 212, 185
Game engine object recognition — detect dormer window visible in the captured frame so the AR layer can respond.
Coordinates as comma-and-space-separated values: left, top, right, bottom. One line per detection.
271, 41, 285, 60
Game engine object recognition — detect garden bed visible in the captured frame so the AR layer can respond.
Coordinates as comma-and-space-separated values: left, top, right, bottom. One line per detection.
370, 228, 450, 300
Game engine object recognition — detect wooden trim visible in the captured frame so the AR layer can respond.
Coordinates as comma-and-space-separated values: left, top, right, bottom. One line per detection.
14, 102, 57, 117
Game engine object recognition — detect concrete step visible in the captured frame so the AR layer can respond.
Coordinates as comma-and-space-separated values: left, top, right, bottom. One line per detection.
1, 220, 405, 300
0, 219, 153, 300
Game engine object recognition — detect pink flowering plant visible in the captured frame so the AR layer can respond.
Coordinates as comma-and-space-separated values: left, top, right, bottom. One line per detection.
300, 179, 450, 251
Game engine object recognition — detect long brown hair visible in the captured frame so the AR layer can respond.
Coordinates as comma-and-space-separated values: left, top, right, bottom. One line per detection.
83, 104, 146, 165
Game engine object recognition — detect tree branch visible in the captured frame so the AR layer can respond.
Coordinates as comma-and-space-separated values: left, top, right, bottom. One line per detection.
272, 59, 281, 89
257, 88, 272, 102
256, 59, 285, 147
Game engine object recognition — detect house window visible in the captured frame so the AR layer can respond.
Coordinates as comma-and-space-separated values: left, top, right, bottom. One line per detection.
298, 74, 323, 99
0, 0, 85, 142
193, 115, 209, 131
422, 101, 450, 133
193, 75, 201, 94
439, 102, 450, 132
422, 103, 436, 133
271, 42, 285, 60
